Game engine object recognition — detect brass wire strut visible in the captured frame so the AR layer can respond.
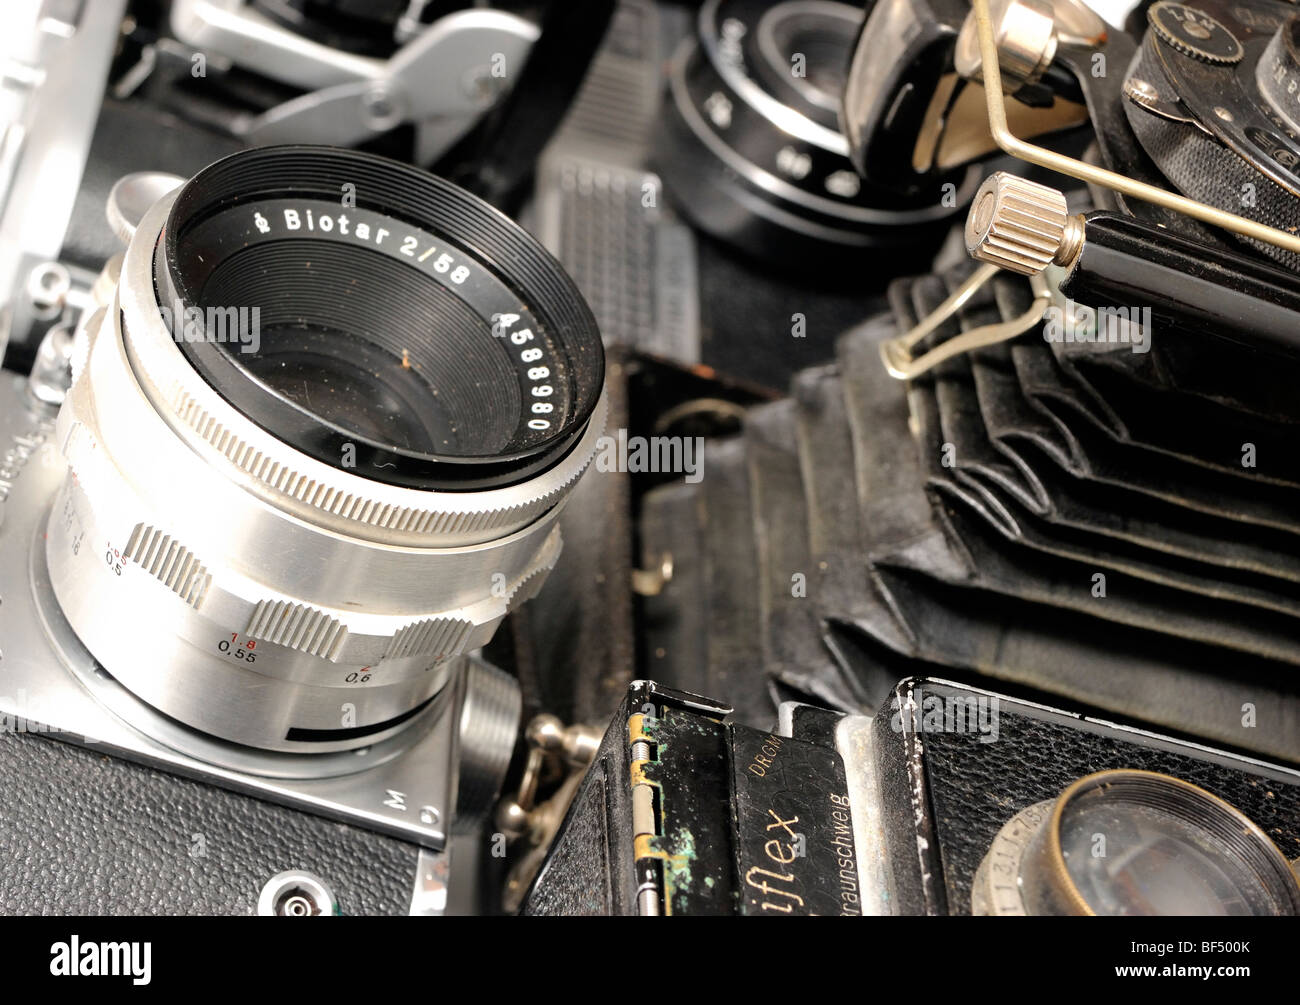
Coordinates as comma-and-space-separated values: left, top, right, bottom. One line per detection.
970, 0, 1300, 258
880, 264, 1052, 379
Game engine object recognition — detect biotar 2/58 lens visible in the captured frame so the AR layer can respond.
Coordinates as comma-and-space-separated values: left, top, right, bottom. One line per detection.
46, 145, 606, 752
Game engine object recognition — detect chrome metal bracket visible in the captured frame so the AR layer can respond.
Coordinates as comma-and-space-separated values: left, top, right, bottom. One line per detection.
171, 1, 538, 162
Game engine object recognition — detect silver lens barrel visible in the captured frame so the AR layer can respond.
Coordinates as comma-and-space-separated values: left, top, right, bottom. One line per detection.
44, 156, 606, 753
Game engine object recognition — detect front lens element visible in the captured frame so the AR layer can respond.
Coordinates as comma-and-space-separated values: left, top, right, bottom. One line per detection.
201, 240, 523, 457
1060, 797, 1278, 915
154, 146, 604, 489
1046, 771, 1300, 916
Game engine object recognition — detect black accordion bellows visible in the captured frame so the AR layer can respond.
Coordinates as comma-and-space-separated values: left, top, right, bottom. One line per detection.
641, 260, 1300, 763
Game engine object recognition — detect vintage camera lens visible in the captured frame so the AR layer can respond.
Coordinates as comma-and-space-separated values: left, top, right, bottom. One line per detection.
1058, 788, 1278, 915
1046, 772, 1300, 916
653, 0, 976, 268
45, 146, 606, 753
748, 0, 860, 128
974, 770, 1300, 916
156, 146, 604, 490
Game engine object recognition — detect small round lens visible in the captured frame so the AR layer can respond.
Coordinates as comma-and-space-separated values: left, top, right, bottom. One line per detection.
1060, 799, 1274, 915
1053, 772, 1300, 917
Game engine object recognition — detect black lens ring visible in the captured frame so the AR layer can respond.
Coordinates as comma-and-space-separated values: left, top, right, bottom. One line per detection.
153, 145, 604, 492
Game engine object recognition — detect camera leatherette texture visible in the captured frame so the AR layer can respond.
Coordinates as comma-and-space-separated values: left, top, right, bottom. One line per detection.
0, 731, 419, 915
884, 681, 1300, 915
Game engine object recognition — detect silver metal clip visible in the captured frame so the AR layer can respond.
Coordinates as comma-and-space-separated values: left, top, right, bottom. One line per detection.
880, 265, 1052, 380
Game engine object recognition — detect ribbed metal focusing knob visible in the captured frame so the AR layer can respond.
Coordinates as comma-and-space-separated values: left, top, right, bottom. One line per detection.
965, 172, 1081, 275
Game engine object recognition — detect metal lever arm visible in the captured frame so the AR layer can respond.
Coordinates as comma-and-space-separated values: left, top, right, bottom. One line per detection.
969, 0, 1300, 258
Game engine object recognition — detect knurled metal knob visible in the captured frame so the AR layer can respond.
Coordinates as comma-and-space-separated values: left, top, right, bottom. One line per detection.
106, 172, 184, 246
965, 172, 1083, 275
